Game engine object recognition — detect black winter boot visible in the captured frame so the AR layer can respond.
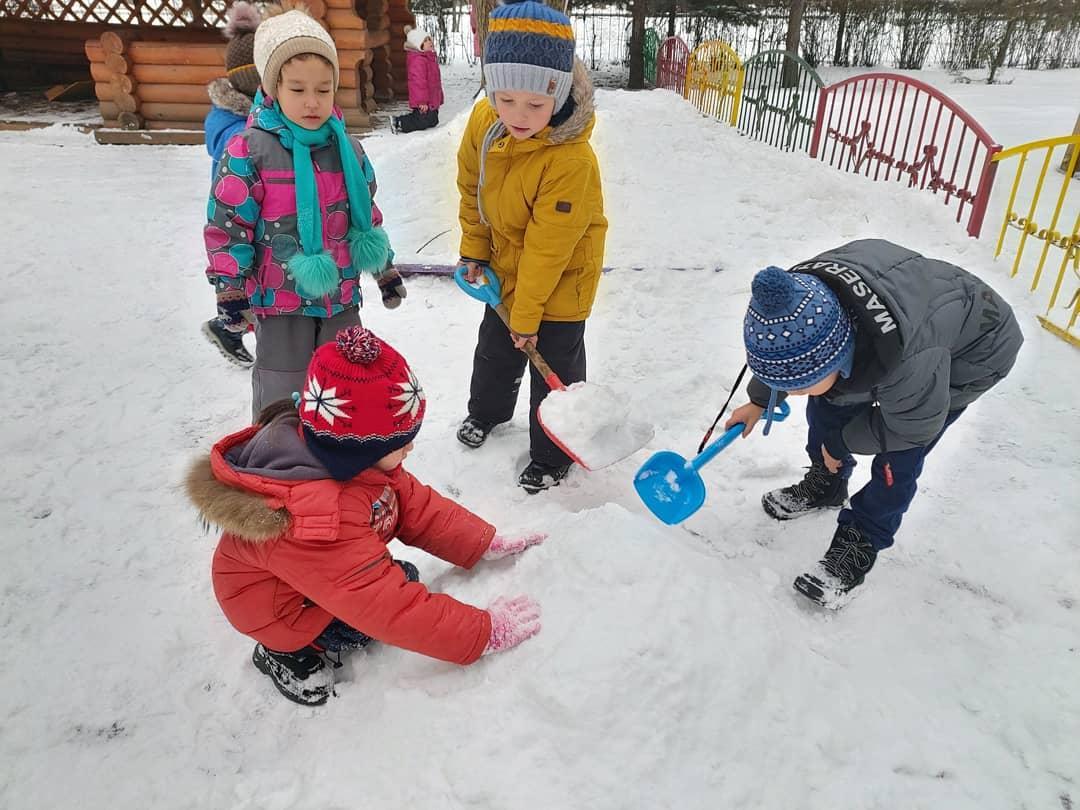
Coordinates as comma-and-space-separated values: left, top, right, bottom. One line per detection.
457, 415, 496, 448
762, 462, 848, 520
518, 460, 570, 494
203, 318, 254, 367
251, 644, 334, 706
793, 524, 877, 609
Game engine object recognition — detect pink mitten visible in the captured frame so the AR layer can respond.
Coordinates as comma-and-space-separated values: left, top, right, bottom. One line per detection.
482, 595, 541, 655
482, 532, 546, 561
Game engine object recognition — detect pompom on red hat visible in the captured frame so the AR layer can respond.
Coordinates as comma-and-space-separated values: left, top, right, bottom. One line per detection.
299, 327, 425, 480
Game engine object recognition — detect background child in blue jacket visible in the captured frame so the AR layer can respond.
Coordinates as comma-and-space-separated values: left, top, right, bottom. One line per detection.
201, 0, 262, 367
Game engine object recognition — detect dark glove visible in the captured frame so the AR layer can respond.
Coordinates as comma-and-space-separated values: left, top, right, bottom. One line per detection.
375, 266, 407, 309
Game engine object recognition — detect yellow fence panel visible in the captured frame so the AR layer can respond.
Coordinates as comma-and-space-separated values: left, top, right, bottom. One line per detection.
992, 134, 1080, 348
683, 40, 744, 127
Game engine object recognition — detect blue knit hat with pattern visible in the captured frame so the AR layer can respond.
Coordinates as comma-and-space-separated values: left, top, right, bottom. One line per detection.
744, 266, 855, 391
483, 0, 575, 112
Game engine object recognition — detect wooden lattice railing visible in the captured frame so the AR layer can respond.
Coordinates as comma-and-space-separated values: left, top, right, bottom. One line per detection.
2, 0, 230, 28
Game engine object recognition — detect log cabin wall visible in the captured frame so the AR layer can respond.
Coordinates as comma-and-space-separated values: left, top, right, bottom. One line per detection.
2, 0, 418, 131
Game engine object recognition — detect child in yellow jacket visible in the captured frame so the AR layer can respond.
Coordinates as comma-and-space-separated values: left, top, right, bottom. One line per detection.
455, 0, 607, 493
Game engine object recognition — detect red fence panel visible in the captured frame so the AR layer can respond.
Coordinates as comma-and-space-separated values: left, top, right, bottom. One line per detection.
656, 36, 689, 94
809, 72, 1001, 237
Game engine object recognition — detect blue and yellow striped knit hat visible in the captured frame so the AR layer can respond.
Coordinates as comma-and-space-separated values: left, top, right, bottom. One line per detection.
484, 0, 576, 111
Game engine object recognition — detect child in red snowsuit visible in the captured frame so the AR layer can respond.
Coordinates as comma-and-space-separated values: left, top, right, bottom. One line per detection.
187, 326, 542, 706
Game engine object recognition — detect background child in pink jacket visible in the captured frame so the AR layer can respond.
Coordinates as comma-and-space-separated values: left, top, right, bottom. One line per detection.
392, 26, 444, 134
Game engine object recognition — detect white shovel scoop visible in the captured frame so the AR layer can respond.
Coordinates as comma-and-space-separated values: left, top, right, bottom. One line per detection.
455, 266, 653, 470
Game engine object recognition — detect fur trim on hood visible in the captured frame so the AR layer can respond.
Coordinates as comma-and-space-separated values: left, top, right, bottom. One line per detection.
185, 456, 290, 542
548, 59, 595, 146
207, 78, 255, 117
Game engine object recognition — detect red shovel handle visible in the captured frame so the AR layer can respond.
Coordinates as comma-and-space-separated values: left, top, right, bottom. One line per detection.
492, 302, 565, 391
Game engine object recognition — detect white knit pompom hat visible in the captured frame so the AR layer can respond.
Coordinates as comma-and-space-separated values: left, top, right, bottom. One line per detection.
254, 7, 339, 98
404, 25, 431, 51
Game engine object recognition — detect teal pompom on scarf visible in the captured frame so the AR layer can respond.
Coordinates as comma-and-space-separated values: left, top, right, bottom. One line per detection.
255, 92, 391, 299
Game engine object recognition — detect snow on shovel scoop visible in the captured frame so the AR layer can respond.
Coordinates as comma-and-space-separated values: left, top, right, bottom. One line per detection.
454, 267, 653, 470
634, 400, 791, 525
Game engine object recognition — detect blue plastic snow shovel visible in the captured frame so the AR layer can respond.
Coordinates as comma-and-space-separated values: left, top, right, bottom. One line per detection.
633, 400, 791, 525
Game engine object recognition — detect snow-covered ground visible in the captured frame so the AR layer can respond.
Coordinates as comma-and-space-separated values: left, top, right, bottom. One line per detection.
1, 67, 1078, 809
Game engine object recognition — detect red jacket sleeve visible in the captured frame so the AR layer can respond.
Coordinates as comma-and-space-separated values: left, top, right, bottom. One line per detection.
407, 51, 428, 108
266, 530, 492, 665
392, 470, 495, 568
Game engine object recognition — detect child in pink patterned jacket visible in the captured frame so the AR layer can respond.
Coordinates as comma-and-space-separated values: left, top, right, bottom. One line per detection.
391, 26, 444, 134
205, 2, 407, 419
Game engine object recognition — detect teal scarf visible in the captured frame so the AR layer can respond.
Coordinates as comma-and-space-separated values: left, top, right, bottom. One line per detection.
255, 93, 391, 299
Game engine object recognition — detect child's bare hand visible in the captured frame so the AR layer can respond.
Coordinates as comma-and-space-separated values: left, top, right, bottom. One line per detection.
511, 332, 538, 351
461, 260, 483, 282
482, 532, 546, 561
724, 402, 766, 437
821, 445, 843, 473
482, 595, 541, 655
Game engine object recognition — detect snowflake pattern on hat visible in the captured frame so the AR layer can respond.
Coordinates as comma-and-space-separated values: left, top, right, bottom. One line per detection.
392, 368, 425, 420
302, 375, 351, 426
299, 326, 426, 480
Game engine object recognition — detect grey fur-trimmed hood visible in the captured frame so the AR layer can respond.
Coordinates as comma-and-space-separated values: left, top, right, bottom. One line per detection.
207, 77, 255, 117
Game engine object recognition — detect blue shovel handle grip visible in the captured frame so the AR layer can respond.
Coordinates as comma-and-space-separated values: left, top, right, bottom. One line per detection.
454, 265, 502, 307
690, 399, 791, 472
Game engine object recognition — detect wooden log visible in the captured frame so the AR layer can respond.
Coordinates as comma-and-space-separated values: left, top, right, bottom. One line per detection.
140, 101, 210, 122
145, 120, 205, 131
96, 128, 205, 144
335, 87, 360, 108
332, 30, 372, 51
388, 8, 416, 23
99, 101, 119, 119
339, 72, 373, 97
306, 0, 328, 18
131, 64, 223, 84
90, 63, 115, 84
0, 48, 89, 66
85, 41, 104, 62
104, 53, 129, 75
325, 0, 357, 8
7, 20, 115, 40
336, 49, 371, 69
111, 73, 136, 95
0, 36, 90, 55
342, 108, 369, 128
94, 82, 115, 101
113, 92, 139, 113
367, 0, 389, 17
100, 31, 135, 54
127, 42, 226, 66
366, 28, 390, 49
325, 9, 366, 29
367, 15, 391, 32
118, 111, 144, 130
136, 83, 210, 104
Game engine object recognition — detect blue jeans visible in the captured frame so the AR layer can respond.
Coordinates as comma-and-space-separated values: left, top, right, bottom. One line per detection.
804, 397, 964, 550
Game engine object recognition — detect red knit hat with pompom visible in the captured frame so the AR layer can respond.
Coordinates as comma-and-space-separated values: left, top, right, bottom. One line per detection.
299, 326, 425, 480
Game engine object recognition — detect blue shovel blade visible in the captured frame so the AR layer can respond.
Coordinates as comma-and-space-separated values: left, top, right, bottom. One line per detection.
633, 450, 707, 525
